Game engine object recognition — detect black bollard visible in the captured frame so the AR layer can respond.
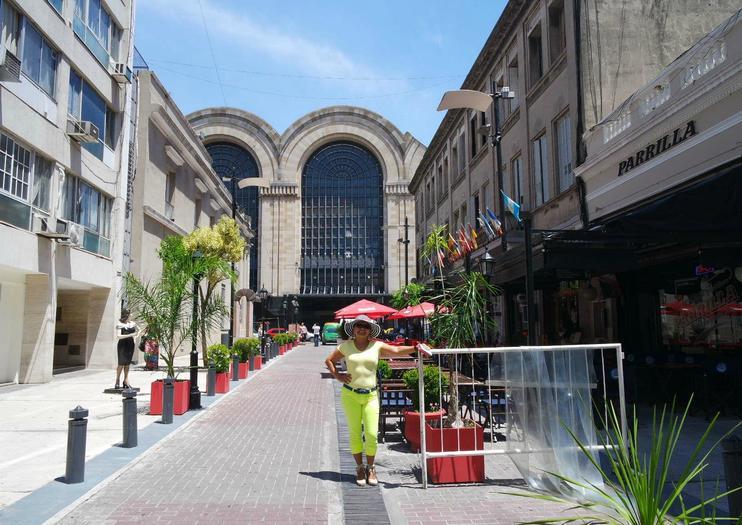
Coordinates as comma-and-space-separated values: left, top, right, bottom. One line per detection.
232, 354, 239, 381
206, 360, 216, 396
64, 406, 88, 483
249, 355, 254, 372
122, 389, 137, 448
161, 377, 174, 424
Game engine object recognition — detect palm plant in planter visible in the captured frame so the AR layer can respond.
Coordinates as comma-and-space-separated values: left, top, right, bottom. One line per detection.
233, 338, 258, 378
209, 343, 231, 393
401, 365, 449, 452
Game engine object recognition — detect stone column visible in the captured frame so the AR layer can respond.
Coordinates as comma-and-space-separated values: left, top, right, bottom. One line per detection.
86, 287, 117, 369
19, 274, 55, 383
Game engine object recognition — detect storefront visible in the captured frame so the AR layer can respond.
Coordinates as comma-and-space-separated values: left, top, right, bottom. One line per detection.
575, 12, 742, 412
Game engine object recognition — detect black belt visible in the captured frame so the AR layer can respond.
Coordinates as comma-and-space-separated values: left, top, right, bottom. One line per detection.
343, 384, 378, 394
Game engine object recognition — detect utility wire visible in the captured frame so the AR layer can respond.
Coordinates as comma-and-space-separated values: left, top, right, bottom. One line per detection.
145, 57, 465, 82
154, 64, 454, 101
197, 0, 228, 106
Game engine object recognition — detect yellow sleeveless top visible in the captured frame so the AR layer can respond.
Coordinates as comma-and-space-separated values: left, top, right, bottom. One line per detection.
338, 340, 382, 390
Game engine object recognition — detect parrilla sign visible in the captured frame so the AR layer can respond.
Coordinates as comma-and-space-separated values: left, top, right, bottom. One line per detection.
618, 121, 697, 176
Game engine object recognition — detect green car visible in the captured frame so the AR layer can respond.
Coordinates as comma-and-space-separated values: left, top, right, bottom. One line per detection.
321, 322, 340, 344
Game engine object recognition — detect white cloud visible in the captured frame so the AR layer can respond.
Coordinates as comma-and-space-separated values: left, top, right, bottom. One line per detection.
141, 0, 406, 93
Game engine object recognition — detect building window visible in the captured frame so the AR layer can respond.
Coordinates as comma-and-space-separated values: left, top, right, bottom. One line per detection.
61, 174, 112, 256
469, 114, 479, 159
68, 69, 115, 160
0, 132, 31, 201
430, 176, 436, 209
32, 156, 53, 211
554, 113, 573, 192
479, 112, 488, 148
20, 20, 58, 98
511, 155, 525, 205
457, 133, 466, 176
443, 157, 449, 192
473, 193, 480, 223
532, 134, 550, 205
507, 52, 519, 110
194, 197, 201, 227
47, 0, 64, 13
437, 164, 444, 198
1, 0, 21, 56
548, 0, 566, 63
528, 23, 544, 89
73, 0, 121, 66
481, 182, 488, 212
452, 209, 459, 232
451, 144, 459, 180
165, 172, 175, 219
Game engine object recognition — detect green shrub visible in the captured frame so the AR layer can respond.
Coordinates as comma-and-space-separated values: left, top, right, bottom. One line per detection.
402, 365, 448, 412
208, 343, 231, 373
232, 338, 259, 362
377, 359, 392, 380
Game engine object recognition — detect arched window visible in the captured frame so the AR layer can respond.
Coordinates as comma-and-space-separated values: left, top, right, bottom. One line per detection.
301, 142, 384, 295
206, 142, 259, 290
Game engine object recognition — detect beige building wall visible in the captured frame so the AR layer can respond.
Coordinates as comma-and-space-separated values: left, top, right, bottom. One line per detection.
188, 106, 425, 298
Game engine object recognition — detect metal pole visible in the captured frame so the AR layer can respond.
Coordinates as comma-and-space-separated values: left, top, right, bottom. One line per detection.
190, 275, 201, 410
122, 389, 137, 448
524, 212, 536, 345
491, 83, 507, 252
418, 354, 428, 489
232, 353, 240, 381
206, 360, 216, 396
403, 216, 410, 286
161, 377, 174, 424
229, 177, 236, 349
64, 406, 88, 484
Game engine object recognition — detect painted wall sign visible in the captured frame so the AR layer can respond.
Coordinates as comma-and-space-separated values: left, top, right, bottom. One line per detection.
617, 121, 697, 176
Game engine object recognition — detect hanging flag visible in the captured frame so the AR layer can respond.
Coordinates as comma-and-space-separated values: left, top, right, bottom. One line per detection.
478, 212, 496, 239
469, 224, 479, 249
500, 191, 521, 222
448, 233, 457, 252
486, 208, 504, 236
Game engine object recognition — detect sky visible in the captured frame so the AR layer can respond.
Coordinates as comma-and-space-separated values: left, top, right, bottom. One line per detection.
134, 0, 507, 145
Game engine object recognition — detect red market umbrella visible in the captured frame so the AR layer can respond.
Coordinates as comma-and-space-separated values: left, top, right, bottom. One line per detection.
334, 299, 397, 320
387, 302, 445, 320
660, 301, 695, 315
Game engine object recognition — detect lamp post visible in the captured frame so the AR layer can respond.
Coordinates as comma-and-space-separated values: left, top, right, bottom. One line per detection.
190, 250, 203, 410
291, 296, 300, 327
257, 285, 270, 361
397, 216, 410, 286
478, 251, 497, 345
437, 85, 515, 250
281, 298, 288, 329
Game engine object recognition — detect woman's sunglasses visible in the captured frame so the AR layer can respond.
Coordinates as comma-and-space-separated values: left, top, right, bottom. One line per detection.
354, 324, 371, 330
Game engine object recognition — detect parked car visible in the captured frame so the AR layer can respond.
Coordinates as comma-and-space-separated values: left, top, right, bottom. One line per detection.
267, 328, 287, 336
321, 322, 340, 344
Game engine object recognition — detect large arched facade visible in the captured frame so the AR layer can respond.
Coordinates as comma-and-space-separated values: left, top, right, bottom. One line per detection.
187, 106, 425, 322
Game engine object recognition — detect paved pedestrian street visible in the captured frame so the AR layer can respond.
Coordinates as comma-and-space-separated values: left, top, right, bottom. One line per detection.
43, 344, 584, 525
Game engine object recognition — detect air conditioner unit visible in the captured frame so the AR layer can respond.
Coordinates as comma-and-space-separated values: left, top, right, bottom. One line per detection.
31, 213, 68, 239
111, 62, 132, 84
0, 48, 22, 82
67, 119, 99, 143
57, 221, 84, 247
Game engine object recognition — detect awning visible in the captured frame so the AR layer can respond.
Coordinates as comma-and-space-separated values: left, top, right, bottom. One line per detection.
334, 299, 397, 320
387, 302, 445, 320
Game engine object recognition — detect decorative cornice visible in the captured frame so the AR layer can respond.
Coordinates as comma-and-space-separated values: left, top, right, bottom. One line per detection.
261, 182, 299, 198
385, 183, 412, 196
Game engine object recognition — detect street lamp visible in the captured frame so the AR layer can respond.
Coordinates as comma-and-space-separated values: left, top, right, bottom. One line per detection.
281, 298, 288, 328
257, 285, 270, 361
291, 295, 300, 326
397, 216, 411, 286
437, 85, 515, 250
189, 250, 203, 410
221, 174, 270, 348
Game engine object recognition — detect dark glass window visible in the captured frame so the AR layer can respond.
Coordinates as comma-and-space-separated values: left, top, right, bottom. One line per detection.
206, 142, 260, 290
301, 142, 384, 295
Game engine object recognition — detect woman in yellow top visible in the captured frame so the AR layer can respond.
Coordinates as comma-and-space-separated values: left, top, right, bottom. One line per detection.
324, 314, 427, 486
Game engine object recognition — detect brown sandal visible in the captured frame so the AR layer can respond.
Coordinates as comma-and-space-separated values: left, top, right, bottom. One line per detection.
355, 465, 367, 486
366, 465, 378, 486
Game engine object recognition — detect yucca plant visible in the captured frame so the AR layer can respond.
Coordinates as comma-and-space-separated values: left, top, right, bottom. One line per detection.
512, 397, 741, 524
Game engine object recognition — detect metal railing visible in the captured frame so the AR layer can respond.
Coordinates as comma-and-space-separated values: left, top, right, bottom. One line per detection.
416, 343, 626, 489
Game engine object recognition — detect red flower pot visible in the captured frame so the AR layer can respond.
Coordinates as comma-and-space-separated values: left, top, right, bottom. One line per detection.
253, 355, 262, 370
403, 409, 445, 452
279, 345, 286, 355
149, 379, 190, 415
425, 422, 485, 484
238, 362, 249, 379
215, 372, 230, 393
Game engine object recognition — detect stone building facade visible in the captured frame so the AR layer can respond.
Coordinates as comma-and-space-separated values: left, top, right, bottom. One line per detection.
410, 0, 741, 346
187, 106, 425, 322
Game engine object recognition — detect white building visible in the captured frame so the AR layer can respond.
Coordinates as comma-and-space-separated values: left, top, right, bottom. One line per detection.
0, 0, 136, 384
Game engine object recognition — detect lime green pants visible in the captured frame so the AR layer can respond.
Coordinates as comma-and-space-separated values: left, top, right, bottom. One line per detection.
341, 388, 379, 456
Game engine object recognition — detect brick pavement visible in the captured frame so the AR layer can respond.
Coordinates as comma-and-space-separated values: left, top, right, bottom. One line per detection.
55, 345, 342, 525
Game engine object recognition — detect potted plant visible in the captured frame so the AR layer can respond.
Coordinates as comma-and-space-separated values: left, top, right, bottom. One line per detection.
209, 343, 231, 393
419, 226, 500, 483
402, 365, 448, 453
232, 338, 256, 379
125, 237, 198, 417
276, 333, 288, 355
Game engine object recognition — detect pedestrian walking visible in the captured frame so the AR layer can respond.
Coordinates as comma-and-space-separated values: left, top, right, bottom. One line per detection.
115, 309, 141, 389
324, 314, 428, 486
312, 322, 321, 346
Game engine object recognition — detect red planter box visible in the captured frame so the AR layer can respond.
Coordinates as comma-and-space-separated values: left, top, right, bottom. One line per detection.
238, 362, 249, 379
403, 409, 445, 452
215, 372, 230, 393
253, 355, 262, 370
425, 422, 485, 484
279, 345, 286, 355
149, 379, 190, 415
